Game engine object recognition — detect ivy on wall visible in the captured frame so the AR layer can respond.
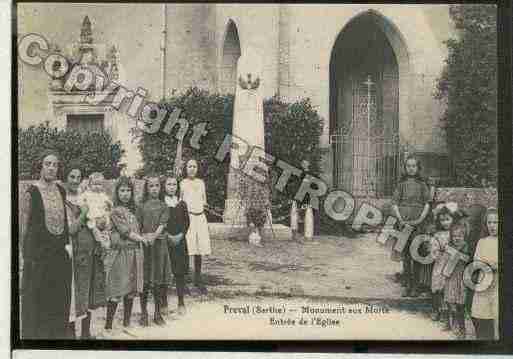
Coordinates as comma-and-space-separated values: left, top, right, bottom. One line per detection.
435, 4, 497, 186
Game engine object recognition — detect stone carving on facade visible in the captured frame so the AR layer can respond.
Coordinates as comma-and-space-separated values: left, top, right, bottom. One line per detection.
47, 15, 124, 135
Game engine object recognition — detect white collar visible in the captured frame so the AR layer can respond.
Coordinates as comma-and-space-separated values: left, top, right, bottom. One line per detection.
165, 195, 179, 207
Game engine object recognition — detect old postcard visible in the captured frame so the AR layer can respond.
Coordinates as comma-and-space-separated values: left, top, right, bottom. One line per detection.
15, 2, 500, 342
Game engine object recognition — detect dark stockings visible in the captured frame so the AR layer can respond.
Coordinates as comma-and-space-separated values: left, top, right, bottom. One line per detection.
123, 296, 134, 327
66, 322, 76, 339
194, 255, 202, 286
105, 301, 118, 330
472, 318, 495, 340
140, 287, 166, 326
185, 253, 190, 274
455, 304, 465, 333
153, 287, 166, 325
432, 291, 443, 318
161, 286, 168, 310
448, 304, 465, 336
401, 250, 419, 296
176, 275, 185, 306
81, 311, 92, 338
139, 290, 149, 326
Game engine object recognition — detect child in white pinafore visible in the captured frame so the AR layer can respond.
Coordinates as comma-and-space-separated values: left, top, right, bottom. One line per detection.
180, 159, 211, 294
430, 202, 465, 326
471, 207, 499, 340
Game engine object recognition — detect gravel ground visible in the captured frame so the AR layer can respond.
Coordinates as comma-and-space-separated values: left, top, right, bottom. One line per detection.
195, 233, 406, 300
74, 234, 477, 340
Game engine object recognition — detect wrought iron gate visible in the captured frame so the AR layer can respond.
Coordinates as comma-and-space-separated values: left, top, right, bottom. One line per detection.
331, 132, 400, 198
331, 74, 400, 198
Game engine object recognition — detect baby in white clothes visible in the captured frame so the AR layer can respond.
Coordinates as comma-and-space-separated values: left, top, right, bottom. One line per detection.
79, 172, 113, 249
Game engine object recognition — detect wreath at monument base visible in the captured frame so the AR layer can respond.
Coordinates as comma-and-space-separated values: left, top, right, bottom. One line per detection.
238, 170, 271, 245
246, 207, 266, 228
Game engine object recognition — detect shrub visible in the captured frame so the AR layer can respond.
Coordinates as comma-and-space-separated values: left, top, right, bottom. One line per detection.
435, 4, 497, 186
136, 88, 324, 225
18, 122, 125, 180
137, 88, 234, 222
264, 96, 324, 224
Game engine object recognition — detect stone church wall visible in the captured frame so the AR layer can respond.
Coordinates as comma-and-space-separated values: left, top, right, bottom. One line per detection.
210, 5, 455, 186
213, 4, 281, 98
276, 5, 452, 148
274, 5, 454, 185
18, 4, 456, 184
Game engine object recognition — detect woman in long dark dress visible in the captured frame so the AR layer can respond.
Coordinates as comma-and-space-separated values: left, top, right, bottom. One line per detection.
20, 151, 72, 339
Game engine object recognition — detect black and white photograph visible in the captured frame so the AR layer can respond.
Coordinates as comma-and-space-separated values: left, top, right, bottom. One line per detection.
15, 2, 503, 342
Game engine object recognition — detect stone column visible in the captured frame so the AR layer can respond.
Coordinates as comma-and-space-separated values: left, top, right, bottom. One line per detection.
223, 50, 269, 226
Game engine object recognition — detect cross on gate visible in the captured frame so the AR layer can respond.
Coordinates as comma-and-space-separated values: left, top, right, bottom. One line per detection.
364, 75, 375, 119
363, 74, 375, 197
364, 75, 375, 94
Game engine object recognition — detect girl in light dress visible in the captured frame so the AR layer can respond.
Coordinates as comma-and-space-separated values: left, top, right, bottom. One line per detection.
444, 220, 470, 339
180, 159, 211, 294
471, 207, 499, 340
429, 202, 466, 327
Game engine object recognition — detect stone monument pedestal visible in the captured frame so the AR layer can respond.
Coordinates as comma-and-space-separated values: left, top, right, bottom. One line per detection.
219, 197, 292, 241
218, 49, 292, 241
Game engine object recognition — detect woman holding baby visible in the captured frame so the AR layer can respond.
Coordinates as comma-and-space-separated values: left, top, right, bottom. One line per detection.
64, 167, 145, 337
62, 165, 107, 339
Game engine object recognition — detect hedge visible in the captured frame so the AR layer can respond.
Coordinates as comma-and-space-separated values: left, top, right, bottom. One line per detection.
18, 123, 125, 180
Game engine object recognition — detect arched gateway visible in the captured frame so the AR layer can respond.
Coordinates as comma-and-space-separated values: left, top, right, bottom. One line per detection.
329, 11, 410, 198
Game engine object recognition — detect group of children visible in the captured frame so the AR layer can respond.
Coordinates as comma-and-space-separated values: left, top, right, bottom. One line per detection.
76, 159, 211, 332
392, 155, 499, 340
75, 153, 498, 339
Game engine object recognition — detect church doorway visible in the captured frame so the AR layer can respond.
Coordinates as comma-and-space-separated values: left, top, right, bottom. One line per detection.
330, 11, 408, 198
220, 20, 241, 95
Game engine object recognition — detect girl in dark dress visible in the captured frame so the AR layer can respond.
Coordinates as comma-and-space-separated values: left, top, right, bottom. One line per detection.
161, 176, 190, 316
20, 151, 72, 339
391, 155, 431, 297
137, 175, 171, 326
103, 176, 145, 333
